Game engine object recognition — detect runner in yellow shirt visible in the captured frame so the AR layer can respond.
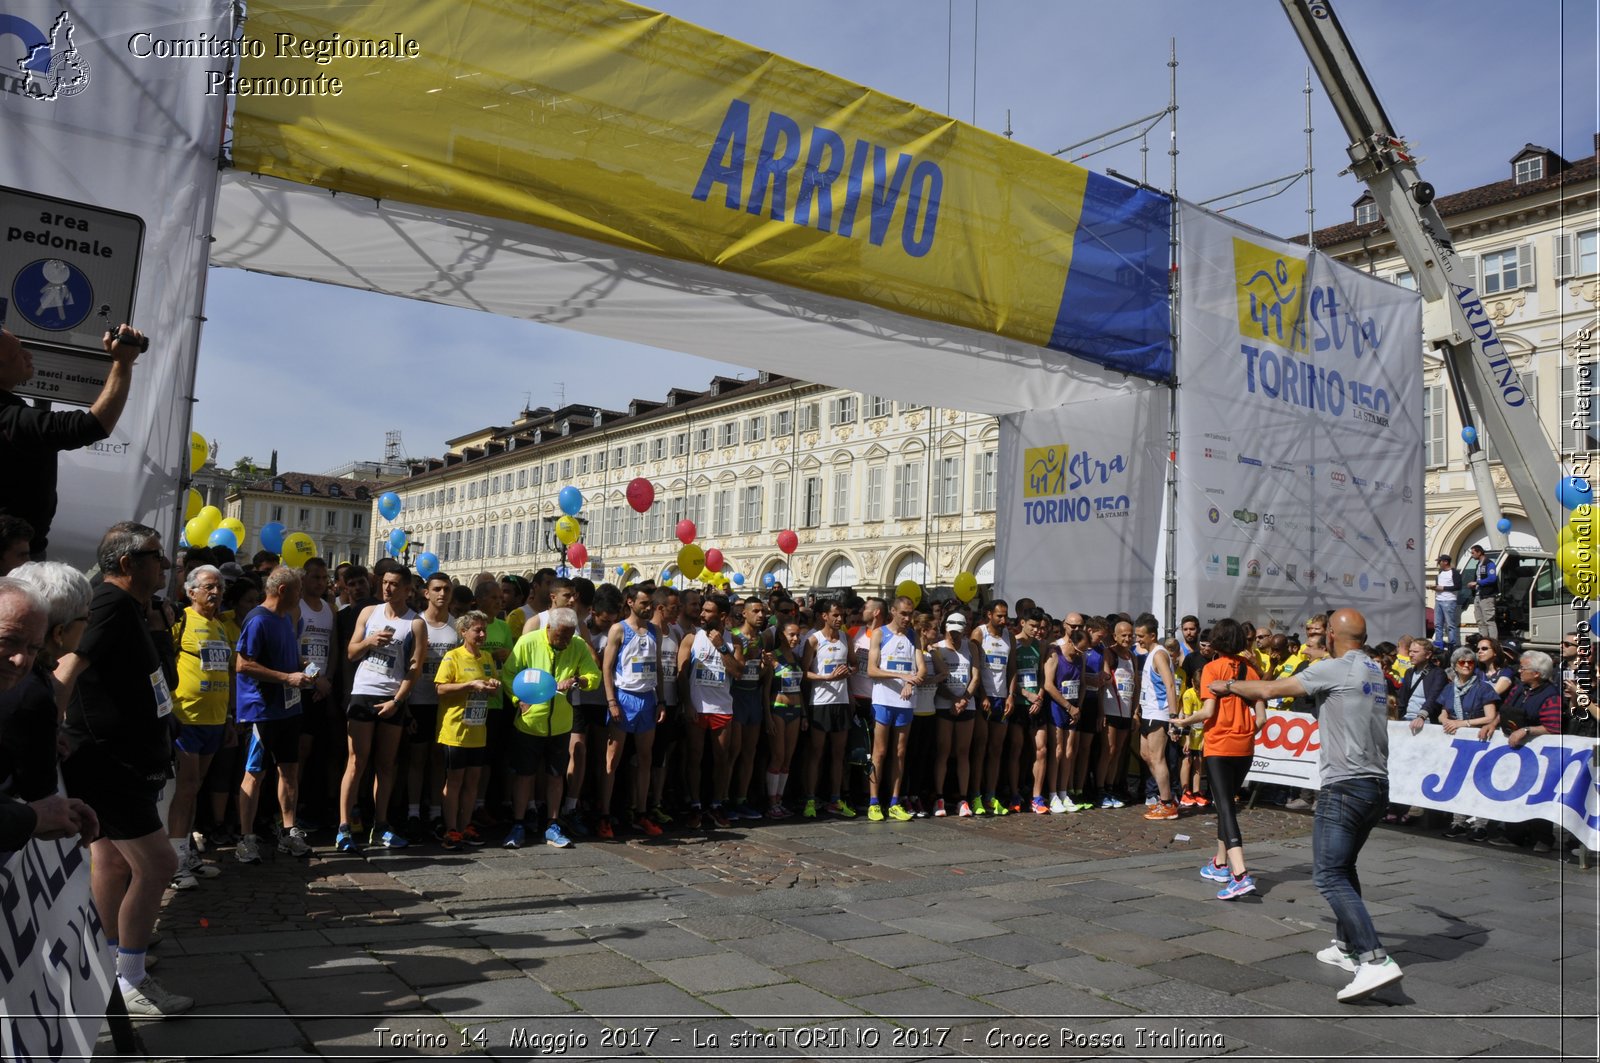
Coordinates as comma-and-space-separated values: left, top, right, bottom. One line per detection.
433, 611, 500, 850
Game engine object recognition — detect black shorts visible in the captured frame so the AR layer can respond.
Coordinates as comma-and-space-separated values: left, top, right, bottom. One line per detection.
251, 716, 302, 768
510, 729, 572, 777
408, 701, 440, 744
1104, 714, 1132, 731
347, 693, 404, 725
1139, 719, 1170, 738
935, 702, 976, 722
652, 706, 683, 765
1070, 701, 1101, 733
299, 692, 330, 736
443, 745, 489, 770
579, 704, 608, 732
809, 702, 852, 733
62, 747, 165, 841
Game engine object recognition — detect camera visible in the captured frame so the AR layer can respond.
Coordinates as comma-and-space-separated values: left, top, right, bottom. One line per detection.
107, 326, 150, 352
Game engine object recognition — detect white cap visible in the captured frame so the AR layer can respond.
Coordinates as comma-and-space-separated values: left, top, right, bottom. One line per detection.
945, 612, 968, 630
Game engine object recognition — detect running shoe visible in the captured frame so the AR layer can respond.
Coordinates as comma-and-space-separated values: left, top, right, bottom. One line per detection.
371, 826, 409, 849
561, 813, 592, 838
685, 806, 704, 829
544, 822, 572, 848
1315, 943, 1358, 973
907, 796, 928, 818
709, 805, 732, 829
1072, 795, 1097, 812
597, 817, 614, 840
1179, 791, 1200, 807
767, 803, 790, 820
1048, 795, 1067, 814
1190, 792, 1211, 808
988, 796, 1009, 816
277, 826, 312, 857
648, 804, 674, 826
971, 796, 987, 816
1143, 800, 1180, 821
957, 800, 973, 817
1099, 793, 1126, 809
182, 850, 220, 879
1200, 859, 1232, 882
887, 803, 913, 822
170, 867, 198, 891
801, 798, 817, 819
825, 799, 857, 819
440, 830, 463, 851
1007, 797, 1024, 813
867, 803, 886, 822
1031, 797, 1050, 814
1215, 873, 1256, 901
461, 825, 486, 847
735, 802, 763, 821
502, 824, 526, 849
933, 798, 947, 817
335, 826, 358, 852
1336, 958, 1403, 1002
235, 834, 262, 864
633, 815, 664, 837
122, 975, 193, 1018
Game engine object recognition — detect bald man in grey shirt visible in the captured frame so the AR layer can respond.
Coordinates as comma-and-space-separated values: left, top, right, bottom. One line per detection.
1211, 608, 1402, 1003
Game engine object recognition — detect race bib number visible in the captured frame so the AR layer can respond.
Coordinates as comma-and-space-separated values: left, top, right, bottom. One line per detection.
1020, 670, 1039, 693
284, 686, 301, 711
300, 630, 330, 669
887, 657, 914, 674
984, 654, 1006, 668
631, 659, 657, 679
426, 642, 449, 670
1064, 678, 1081, 700
740, 660, 762, 683
200, 640, 230, 673
663, 657, 679, 682
151, 669, 174, 718
362, 643, 401, 678
778, 669, 802, 695
464, 696, 489, 727
855, 648, 870, 670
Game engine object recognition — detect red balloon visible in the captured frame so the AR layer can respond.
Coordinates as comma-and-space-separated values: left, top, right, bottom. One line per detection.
776, 529, 798, 555
567, 542, 589, 568
676, 519, 697, 545
626, 477, 655, 514
704, 548, 724, 572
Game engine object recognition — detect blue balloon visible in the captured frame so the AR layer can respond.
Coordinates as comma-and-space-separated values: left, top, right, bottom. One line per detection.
512, 668, 556, 705
207, 527, 239, 551
415, 552, 440, 579
259, 521, 287, 553
378, 491, 402, 521
1461, 425, 1478, 446
559, 485, 583, 516
1496, 517, 1512, 534
762, 573, 776, 589
387, 528, 408, 552
1557, 475, 1594, 511
732, 573, 745, 586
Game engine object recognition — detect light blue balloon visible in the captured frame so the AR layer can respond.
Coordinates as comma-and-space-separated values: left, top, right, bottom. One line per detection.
1461, 425, 1478, 446
559, 485, 584, 516
1496, 517, 1512, 534
207, 527, 239, 551
1556, 475, 1594, 511
259, 521, 287, 553
415, 552, 440, 579
512, 668, 556, 704
387, 528, 407, 552
732, 573, 745, 586
762, 573, 776, 589
378, 491, 402, 521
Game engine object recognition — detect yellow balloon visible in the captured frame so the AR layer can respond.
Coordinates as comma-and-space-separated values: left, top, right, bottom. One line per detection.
895, 579, 923, 606
952, 571, 978, 602
184, 489, 203, 521
219, 517, 247, 544
184, 517, 211, 548
677, 543, 705, 580
189, 431, 208, 473
193, 505, 223, 537
555, 515, 581, 546
281, 532, 317, 568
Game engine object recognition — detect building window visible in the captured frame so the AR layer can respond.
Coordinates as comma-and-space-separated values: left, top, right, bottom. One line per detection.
325, 510, 338, 530
1423, 384, 1446, 469
801, 477, 823, 528
672, 432, 689, 457
651, 436, 667, 461
545, 462, 557, 483
272, 479, 284, 492
477, 526, 486, 558
300, 481, 313, 495
712, 489, 733, 536
831, 471, 851, 525
771, 409, 792, 437
488, 525, 498, 557
1556, 229, 1599, 280
866, 395, 893, 419
798, 402, 820, 432
352, 513, 363, 531
744, 416, 765, 443
517, 469, 528, 489
1354, 200, 1379, 226
513, 521, 523, 554
561, 458, 574, 479
1479, 245, 1532, 294
577, 455, 590, 475
468, 482, 478, 500
829, 396, 858, 426
270, 504, 284, 522
447, 487, 457, 503
297, 507, 311, 526
739, 486, 763, 533
531, 466, 543, 486
935, 456, 962, 515
491, 475, 500, 494
1394, 270, 1416, 290
686, 494, 706, 533
328, 484, 342, 498
865, 465, 885, 522
350, 548, 362, 567
718, 422, 738, 448
694, 427, 713, 453
972, 450, 997, 511
594, 450, 606, 472
772, 480, 791, 529
1514, 155, 1544, 184
646, 506, 664, 542
892, 461, 923, 519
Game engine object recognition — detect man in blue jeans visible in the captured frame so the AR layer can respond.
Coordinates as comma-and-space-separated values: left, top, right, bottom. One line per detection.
1212, 607, 1402, 1003
1433, 554, 1460, 649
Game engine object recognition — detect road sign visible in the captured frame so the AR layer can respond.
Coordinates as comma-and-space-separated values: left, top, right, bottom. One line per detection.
1, 185, 144, 405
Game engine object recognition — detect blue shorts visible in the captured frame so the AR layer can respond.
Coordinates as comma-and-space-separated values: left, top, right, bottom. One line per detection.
731, 685, 765, 727
176, 723, 226, 756
980, 695, 1009, 724
872, 703, 913, 728
1049, 702, 1073, 730
612, 689, 658, 734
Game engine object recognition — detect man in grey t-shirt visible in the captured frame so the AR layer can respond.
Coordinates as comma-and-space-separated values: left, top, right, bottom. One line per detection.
1210, 608, 1402, 1003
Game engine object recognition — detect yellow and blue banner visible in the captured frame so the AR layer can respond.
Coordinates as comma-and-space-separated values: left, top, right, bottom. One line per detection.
230, 0, 1171, 379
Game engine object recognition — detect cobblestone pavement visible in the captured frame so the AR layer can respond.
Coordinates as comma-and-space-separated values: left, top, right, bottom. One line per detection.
99, 805, 1597, 1061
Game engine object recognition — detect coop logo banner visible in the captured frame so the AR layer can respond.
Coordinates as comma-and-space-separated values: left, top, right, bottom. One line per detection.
0, 9, 90, 101
1021, 442, 1131, 524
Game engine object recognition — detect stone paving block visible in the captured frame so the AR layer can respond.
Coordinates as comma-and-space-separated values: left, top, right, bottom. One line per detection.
275, 970, 423, 1016
1052, 877, 1159, 902
779, 910, 900, 941
522, 950, 657, 992
881, 913, 1006, 943
851, 985, 1003, 1018
1240, 976, 1349, 1013
1025, 954, 1163, 993
319, 923, 462, 947
1061, 929, 1200, 967
300, 1015, 472, 1057
1093, 911, 1214, 941
841, 933, 967, 969
175, 928, 330, 955
1109, 979, 1267, 1016
135, 1001, 304, 1058
706, 982, 866, 1018
1143, 953, 1280, 994
952, 932, 1066, 968
242, 945, 386, 982
142, 952, 275, 1006
1466, 1013, 1587, 1050
646, 952, 787, 993
1167, 928, 1301, 965
902, 956, 1042, 994
721, 929, 849, 967
375, 943, 525, 987
586, 923, 724, 961
476, 927, 604, 965
780, 955, 920, 997
981, 981, 1135, 1016
672, 913, 778, 940
1355, 1014, 1508, 1056
1219, 1016, 1388, 1057
421, 975, 573, 1017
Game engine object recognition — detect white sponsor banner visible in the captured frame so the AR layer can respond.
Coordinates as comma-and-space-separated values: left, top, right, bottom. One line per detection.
1244, 709, 1598, 845
1175, 203, 1425, 640
995, 389, 1169, 608
0, 838, 113, 1061
0, 1, 230, 564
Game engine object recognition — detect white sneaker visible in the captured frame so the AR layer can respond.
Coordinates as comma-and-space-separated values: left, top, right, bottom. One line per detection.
122, 974, 194, 1018
1336, 957, 1403, 1002
277, 826, 312, 857
183, 851, 221, 879
1315, 943, 1358, 972
235, 834, 262, 864
1048, 795, 1067, 814
169, 868, 197, 891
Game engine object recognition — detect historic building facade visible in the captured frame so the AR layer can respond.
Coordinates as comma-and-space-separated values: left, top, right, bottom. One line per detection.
228, 473, 379, 567
373, 374, 1001, 597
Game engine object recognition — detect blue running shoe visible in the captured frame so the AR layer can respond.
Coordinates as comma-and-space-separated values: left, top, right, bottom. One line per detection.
1200, 860, 1232, 882
544, 822, 573, 848
335, 826, 357, 852
371, 826, 409, 849
502, 824, 526, 849
1216, 873, 1256, 901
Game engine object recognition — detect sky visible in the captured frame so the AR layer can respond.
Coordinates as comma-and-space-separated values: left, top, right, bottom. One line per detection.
191, 0, 1599, 475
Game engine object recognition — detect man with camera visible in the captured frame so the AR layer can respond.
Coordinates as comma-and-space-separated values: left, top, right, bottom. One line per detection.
0, 324, 147, 559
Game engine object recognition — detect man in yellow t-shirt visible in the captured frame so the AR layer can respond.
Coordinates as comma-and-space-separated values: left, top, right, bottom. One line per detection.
434, 611, 499, 849
169, 565, 234, 888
